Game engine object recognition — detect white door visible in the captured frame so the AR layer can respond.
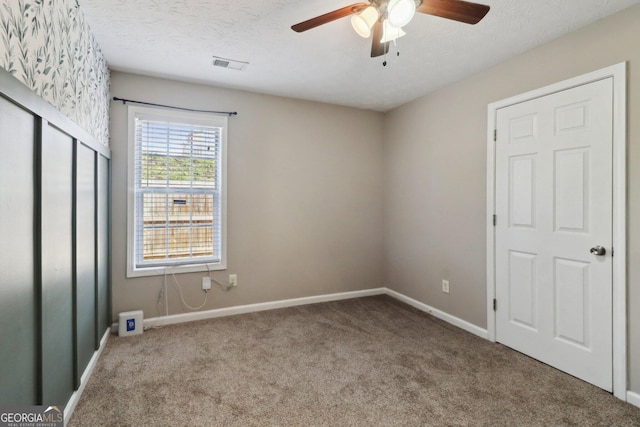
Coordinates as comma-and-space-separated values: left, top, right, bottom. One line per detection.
494, 78, 613, 391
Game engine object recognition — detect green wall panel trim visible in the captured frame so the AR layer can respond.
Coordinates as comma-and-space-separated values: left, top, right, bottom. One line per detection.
97, 155, 110, 338
0, 96, 37, 405
0, 67, 110, 158
41, 125, 75, 406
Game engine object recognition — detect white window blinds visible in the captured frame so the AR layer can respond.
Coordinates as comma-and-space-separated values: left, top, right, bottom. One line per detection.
131, 108, 226, 270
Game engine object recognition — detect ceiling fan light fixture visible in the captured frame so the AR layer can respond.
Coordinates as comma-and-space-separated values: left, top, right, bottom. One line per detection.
380, 20, 407, 43
387, 0, 416, 28
351, 6, 380, 38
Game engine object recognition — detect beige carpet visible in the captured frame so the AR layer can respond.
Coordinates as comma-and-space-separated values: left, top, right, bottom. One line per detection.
69, 295, 640, 426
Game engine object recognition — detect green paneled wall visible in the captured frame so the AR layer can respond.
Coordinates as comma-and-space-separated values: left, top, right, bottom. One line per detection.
0, 68, 110, 408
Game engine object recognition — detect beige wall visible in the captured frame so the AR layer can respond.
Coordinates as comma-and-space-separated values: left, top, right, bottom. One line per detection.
110, 72, 385, 320
383, 4, 640, 393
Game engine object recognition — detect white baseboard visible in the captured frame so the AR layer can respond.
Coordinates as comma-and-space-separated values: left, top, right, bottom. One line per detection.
627, 390, 640, 409
385, 288, 489, 339
64, 328, 110, 427
132, 288, 388, 330
112, 287, 488, 341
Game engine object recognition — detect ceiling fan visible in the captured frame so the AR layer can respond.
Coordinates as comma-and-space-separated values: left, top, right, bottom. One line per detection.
291, 0, 490, 59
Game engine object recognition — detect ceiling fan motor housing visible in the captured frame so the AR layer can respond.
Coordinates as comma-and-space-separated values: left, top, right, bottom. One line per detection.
374, 0, 422, 14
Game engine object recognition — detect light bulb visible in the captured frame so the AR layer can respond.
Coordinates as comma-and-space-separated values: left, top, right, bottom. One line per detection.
387, 0, 416, 28
351, 6, 380, 38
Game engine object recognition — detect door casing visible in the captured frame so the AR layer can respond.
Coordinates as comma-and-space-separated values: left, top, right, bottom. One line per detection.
486, 62, 627, 400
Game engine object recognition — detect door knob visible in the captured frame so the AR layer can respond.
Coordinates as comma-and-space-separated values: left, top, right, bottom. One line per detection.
590, 246, 606, 256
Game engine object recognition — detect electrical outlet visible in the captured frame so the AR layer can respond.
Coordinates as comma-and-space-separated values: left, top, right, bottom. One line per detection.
229, 274, 237, 287
442, 279, 450, 294
202, 277, 211, 291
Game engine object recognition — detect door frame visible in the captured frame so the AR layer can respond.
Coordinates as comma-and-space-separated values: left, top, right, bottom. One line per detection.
486, 62, 627, 400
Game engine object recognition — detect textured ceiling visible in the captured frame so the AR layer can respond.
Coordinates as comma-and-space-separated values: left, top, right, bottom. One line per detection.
78, 0, 640, 111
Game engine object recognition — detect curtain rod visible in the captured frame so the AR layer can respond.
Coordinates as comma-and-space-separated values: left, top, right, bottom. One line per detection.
113, 97, 238, 116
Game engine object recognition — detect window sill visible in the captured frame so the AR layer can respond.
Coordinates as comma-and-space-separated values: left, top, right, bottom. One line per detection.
126, 262, 226, 278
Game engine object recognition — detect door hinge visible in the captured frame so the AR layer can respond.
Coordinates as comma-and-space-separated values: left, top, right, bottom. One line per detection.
493, 215, 497, 226
493, 129, 497, 141
493, 299, 497, 311
611, 247, 614, 257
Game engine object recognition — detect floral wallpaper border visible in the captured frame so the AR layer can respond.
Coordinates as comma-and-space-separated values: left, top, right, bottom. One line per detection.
0, 0, 110, 146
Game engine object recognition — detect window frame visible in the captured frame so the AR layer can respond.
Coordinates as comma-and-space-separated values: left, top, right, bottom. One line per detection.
126, 105, 227, 278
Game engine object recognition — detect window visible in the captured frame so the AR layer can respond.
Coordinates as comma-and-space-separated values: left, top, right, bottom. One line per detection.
127, 106, 227, 277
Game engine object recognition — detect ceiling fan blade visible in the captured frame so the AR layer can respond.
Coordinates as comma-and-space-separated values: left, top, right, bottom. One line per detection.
370, 20, 390, 57
417, 0, 490, 25
291, 3, 369, 32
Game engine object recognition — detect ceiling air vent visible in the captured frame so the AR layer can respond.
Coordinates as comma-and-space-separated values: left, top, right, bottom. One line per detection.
212, 56, 248, 71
